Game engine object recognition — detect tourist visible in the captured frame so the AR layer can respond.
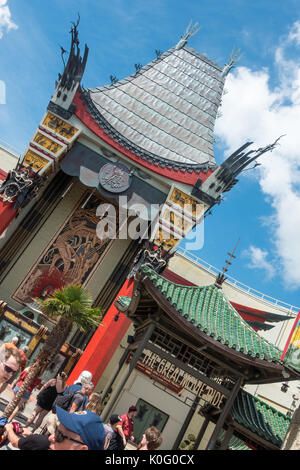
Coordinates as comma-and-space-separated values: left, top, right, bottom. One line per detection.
107, 418, 126, 450
85, 391, 102, 415
8, 366, 42, 422
3, 422, 51, 450
107, 406, 137, 450
25, 372, 67, 432
18, 346, 29, 371
0, 336, 19, 353
68, 382, 94, 413
49, 406, 105, 450
136, 426, 162, 450
119, 405, 137, 443
42, 372, 93, 437
0, 346, 20, 395
103, 414, 122, 449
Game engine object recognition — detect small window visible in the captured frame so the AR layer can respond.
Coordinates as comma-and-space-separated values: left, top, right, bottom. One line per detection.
134, 398, 169, 445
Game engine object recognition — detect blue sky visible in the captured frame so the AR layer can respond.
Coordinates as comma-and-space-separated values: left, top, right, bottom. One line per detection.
1, 0, 300, 309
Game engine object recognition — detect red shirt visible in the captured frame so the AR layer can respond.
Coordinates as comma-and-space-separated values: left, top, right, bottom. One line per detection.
18, 350, 27, 371
118, 414, 134, 439
16, 370, 41, 394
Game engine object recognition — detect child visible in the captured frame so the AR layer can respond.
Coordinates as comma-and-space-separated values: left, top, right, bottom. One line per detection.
104, 414, 122, 450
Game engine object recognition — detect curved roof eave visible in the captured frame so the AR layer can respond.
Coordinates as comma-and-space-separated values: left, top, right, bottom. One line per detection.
133, 265, 300, 382
73, 43, 225, 183
73, 89, 216, 185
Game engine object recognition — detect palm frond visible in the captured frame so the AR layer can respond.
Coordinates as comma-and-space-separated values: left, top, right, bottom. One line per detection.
35, 284, 102, 331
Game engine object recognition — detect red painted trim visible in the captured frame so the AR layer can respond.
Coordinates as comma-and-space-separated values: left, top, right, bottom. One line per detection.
67, 279, 134, 387
73, 92, 214, 186
230, 301, 268, 319
163, 268, 196, 286
281, 310, 300, 361
0, 200, 17, 235
0, 169, 7, 181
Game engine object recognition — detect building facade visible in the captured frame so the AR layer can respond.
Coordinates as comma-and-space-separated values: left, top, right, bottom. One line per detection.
0, 23, 299, 449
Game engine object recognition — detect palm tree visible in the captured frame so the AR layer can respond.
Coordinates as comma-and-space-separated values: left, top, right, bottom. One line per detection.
2, 284, 102, 420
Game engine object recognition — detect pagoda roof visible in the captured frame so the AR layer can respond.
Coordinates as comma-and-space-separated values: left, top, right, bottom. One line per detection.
118, 264, 300, 383
231, 389, 290, 448
139, 265, 283, 362
215, 389, 291, 449
163, 268, 291, 332
78, 44, 225, 174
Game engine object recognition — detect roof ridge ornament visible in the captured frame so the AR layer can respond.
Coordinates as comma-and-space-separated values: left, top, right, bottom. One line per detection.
193, 136, 284, 210
48, 13, 89, 119
175, 20, 202, 50
215, 238, 240, 288
222, 48, 244, 77
127, 242, 173, 280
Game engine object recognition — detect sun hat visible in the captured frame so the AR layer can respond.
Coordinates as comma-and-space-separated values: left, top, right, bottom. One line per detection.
74, 370, 93, 385
56, 406, 105, 450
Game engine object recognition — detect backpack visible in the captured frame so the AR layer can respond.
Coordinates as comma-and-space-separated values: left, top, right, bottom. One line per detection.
52, 391, 83, 413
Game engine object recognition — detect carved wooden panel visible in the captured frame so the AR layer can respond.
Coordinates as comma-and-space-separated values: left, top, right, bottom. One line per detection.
13, 192, 116, 304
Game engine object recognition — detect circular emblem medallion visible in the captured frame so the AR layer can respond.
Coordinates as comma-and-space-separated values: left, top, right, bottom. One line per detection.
99, 163, 132, 193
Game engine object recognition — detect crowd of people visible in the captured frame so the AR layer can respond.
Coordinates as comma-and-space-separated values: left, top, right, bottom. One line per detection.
0, 341, 163, 451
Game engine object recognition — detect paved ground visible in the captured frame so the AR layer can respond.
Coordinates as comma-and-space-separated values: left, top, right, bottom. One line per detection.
0, 385, 41, 450
0, 384, 38, 424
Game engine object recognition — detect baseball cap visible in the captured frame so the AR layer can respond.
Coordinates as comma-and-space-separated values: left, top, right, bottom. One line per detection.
128, 405, 137, 412
110, 414, 122, 425
56, 406, 105, 450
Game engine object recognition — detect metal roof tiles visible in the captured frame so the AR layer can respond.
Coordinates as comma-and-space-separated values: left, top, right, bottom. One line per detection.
86, 45, 225, 167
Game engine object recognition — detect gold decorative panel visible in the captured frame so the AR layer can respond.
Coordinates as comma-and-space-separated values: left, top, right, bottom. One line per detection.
23, 149, 50, 172
152, 186, 204, 251
33, 132, 63, 155
42, 112, 79, 140
169, 188, 203, 219
153, 226, 179, 251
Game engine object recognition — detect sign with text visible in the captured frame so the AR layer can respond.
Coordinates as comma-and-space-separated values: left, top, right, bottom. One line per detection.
135, 349, 226, 409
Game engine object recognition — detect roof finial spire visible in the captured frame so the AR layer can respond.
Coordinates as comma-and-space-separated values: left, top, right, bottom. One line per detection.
222, 48, 244, 77
215, 238, 240, 288
175, 20, 202, 50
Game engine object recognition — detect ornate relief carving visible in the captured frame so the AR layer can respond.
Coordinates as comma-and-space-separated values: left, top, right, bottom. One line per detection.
42, 112, 79, 141
151, 187, 204, 252
13, 193, 116, 304
23, 150, 50, 172
0, 164, 46, 209
33, 132, 63, 155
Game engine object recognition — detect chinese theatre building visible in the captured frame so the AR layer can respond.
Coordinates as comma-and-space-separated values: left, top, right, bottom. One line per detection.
101, 264, 299, 450
0, 22, 298, 448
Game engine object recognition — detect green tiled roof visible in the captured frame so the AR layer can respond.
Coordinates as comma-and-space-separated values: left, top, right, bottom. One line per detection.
140, 265, 284, 363
218, 430, 252, 450
115, 296, 132, 309
232, 389, 291, 447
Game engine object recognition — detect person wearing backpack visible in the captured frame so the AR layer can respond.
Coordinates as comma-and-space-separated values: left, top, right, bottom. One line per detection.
68, 383, 94, 413
52, 382, 93, 414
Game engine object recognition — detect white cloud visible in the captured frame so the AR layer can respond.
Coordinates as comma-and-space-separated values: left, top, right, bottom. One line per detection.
215, 21, 300, 289
0, 0, 17, 39
243, 246, 275, 280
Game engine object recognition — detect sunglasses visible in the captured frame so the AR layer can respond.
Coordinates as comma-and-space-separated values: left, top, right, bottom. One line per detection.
1, 361, 18, 374
54, 427, 84, 446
